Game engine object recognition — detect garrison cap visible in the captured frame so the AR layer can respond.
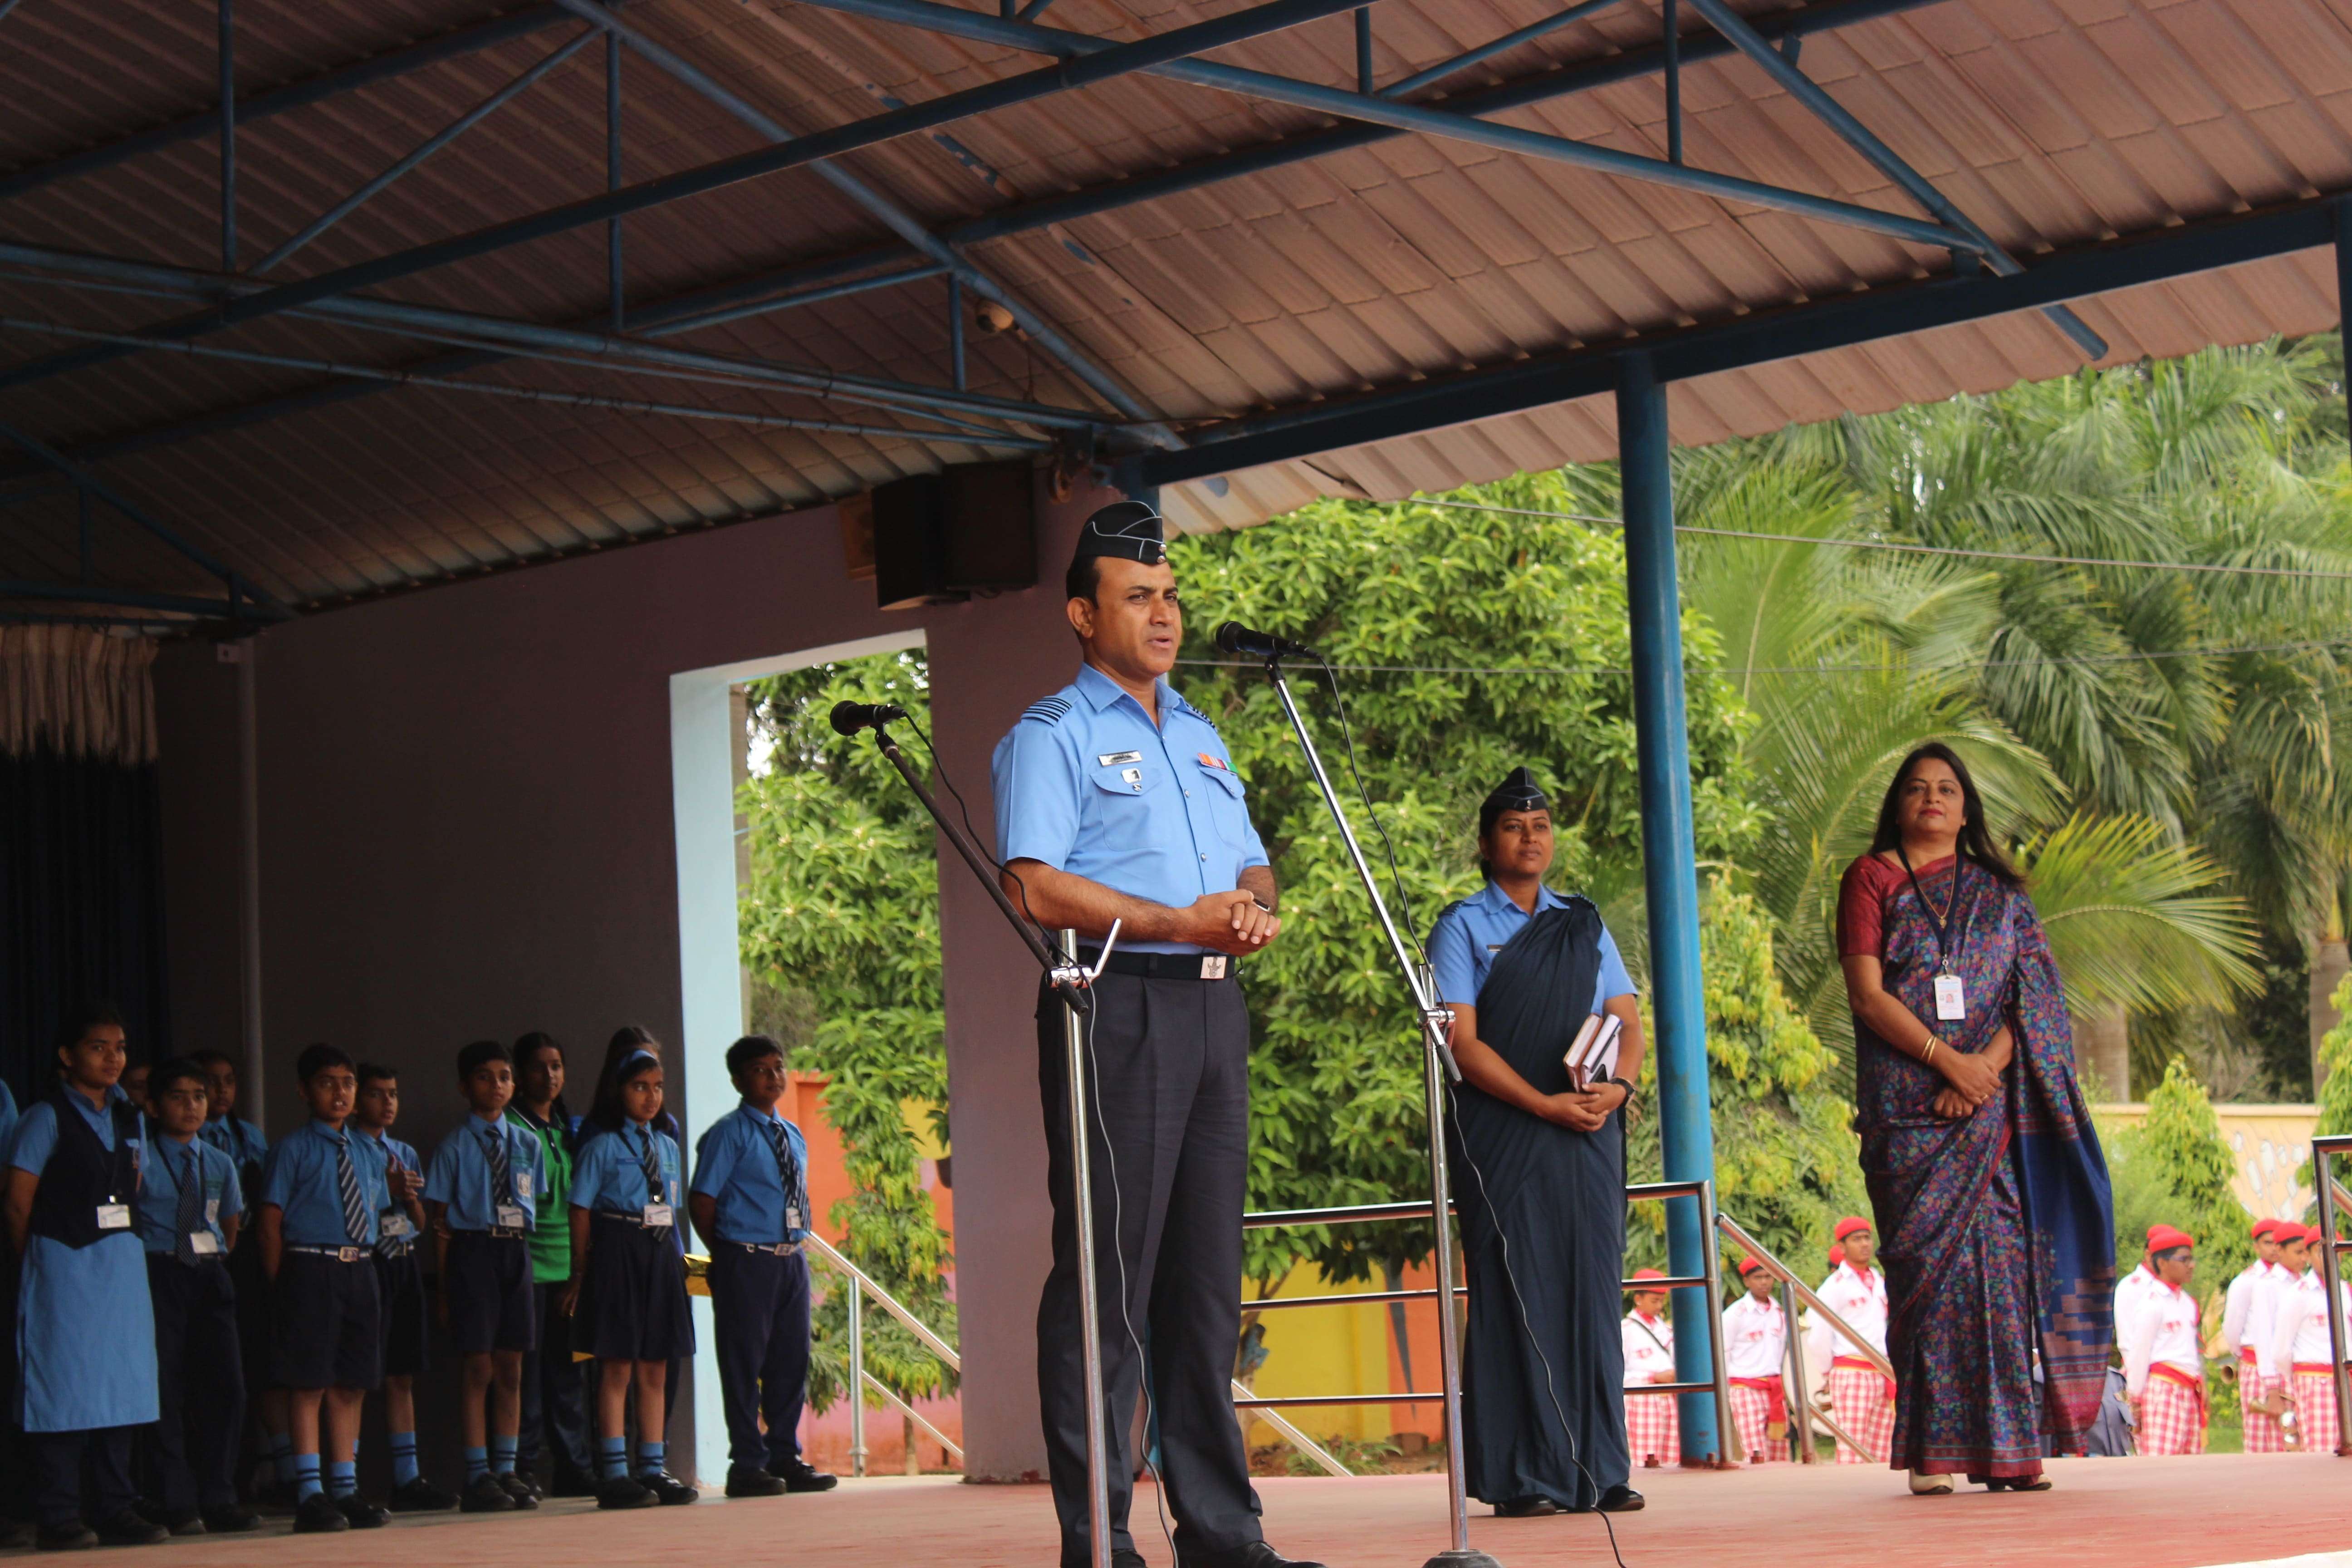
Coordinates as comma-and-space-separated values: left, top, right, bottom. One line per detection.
1072, 500, 1167, 568
1483, 766, 1548, 816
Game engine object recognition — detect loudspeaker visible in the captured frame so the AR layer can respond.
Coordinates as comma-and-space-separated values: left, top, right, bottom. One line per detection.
872, 461, 1037, 610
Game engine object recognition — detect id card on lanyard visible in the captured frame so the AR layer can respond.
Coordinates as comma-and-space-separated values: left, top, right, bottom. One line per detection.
1898, 846, 1969, 1022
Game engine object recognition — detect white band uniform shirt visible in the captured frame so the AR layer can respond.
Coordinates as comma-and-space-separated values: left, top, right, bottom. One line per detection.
2234, 1259, 2294, 1453
1807, 1262, 1892, 1465
2121, 1280, 2206, 1457
990, 663, 1268, 956
2267, 1266, 2352, 1456
1621, 1309, 1679, 1467
1721, 1293, 1788, 1466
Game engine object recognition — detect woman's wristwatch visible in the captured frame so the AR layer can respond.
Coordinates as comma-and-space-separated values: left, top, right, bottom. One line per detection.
1607, 1077, 1638, 1113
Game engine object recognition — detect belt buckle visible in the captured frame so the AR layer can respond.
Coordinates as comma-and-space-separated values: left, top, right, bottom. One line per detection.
1199, 955, 1227, 980
339, 1245, 362, 1263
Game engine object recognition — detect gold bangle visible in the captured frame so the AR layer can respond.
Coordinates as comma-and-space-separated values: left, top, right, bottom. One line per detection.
1921, 1037, 1940, 1065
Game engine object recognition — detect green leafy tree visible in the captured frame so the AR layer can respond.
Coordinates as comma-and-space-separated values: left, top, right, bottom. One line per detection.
2136, 1058, 2253, 1287
738, 653, 956, 1412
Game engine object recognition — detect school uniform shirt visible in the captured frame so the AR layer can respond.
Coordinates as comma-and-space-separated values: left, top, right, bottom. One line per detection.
506, 1107, 575, 1283
1430, 880, 1639, 1010
198, 1114, 269, 1174
2249, 1264, 2305, 1379
1622, 1309, 1675, 1387
2120, 1279, 2202, 1397
8, 1084, 159, 1431
0, 1077, 18, 1161
1721, 1293, 1787, 1379
690, 1102, 812, 1245
2224, 1260, 2281, 1359
990, 662, 1269, 956
422, 1112, 547, 1232
2266, 1269, 2352, 1372
1807, 1261, 1889, 1363
351, 1126, 423, 1252
135, 1133, 242, 1259
261, 1119, 389, 1249
569, 1120, 682, 1216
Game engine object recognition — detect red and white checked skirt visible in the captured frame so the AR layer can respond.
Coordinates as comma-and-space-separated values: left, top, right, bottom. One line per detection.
1728, 1381, 1783, 1464
2241, 1357, 2289, 1454
1624, 1390, 1680, 1467
2136, 1369, 2205, 1456
2292, 1367, 2343, 1455
1826, 1362, 1893, 1465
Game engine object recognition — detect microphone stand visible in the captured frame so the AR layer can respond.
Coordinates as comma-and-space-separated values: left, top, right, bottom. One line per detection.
858, 719, 1120, 1568
1246, 656, 1500, 1568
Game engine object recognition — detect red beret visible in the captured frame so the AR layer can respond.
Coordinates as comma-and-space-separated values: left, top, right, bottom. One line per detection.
2283, 1224, 2319, 1245
1834, 1216, 1873, 1243
1737, 1256, 1767, 1277
1631, 1267, 1667, 1284
2252, 1218, 2281, 1240
2145, 1225, 2194, 1254
1829, 1244, 1847, 1267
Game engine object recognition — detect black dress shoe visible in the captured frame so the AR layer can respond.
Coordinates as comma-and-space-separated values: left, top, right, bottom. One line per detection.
200, 1504, 261, 1533
1111, 1552, 1149, 1568
161, 1509, 206, 1536
389, 1476, 457, 1512
292, 1493, 350, 1534
642, 1471, 699, 1505
1196, 1545, 1327, 1568
94, 1509, 169, 1546
596, 1476, 658, 1510
1596, 1484, 1646, 1513
460, 1473, 516, 1513
725, 1465, 786, 1498
1494, 1496, 1560, 1517
0, 1518, 34, 1551
336, 1494, 389, 1529
34, 1520, 97, 1550
496, 1471, 541, 1508
768, 1457, 838, 1493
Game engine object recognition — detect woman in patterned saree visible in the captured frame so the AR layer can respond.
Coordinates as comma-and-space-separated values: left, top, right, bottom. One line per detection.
1835, 743, 2114, 1494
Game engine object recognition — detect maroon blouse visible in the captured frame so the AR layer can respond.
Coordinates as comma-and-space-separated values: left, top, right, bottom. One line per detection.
1835, 852, 1955, 959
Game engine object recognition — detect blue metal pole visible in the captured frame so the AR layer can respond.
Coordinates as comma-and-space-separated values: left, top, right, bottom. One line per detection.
1615, 350, 1720, 1465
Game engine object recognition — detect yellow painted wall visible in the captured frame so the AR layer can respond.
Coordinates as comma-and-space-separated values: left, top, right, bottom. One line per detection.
2095, 1102, 2321, 1222
1239, 1267, 1396, 1447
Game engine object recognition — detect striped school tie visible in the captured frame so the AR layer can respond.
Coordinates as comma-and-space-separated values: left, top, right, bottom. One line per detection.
373, 1141, 406, 1259
335, 1134, 371, 1247
485, 1124, 513, 1214
765, 1118, 805, 1234
637, 1127, 665, 1206
174, 1144, 206, 1266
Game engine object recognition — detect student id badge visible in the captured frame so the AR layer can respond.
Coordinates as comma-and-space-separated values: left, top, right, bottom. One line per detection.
786, 1206, 804, 1231
205, 1198, 221, 1226
380, 1210, 415, 1241
1933, 972, 1967, 1022
514, 1172, 532, 1198
96, 1203, 132, 1231
495, 1204, 528, 1230
188, 1230, 220, 1256
642, 1203, 672, 1228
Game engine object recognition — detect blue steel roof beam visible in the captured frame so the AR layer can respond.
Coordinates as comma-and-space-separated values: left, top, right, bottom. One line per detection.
0, 0, 1378, 415
0, 418, 292, 616
0, 580, 268, 620
656, 261, 950, 333
1678, 0, 2104, 359
0, 6, 571, 201
1125, 193, 2336, 488
256, 28, 599, 274
1378, 0, 1620, 99
792, 0, 1982, 257
548, 0, 1182, 447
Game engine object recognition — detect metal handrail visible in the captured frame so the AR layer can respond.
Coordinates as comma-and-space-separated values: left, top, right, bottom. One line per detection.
2309, 1135, 2352, 1457
863, 1368, 965, 1465
1717, 1214, 1897, 1383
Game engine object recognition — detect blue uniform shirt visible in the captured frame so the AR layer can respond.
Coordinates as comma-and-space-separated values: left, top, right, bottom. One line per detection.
1429, 882, 1637, 1011
0, 1078, 20, 1166
992, 664, 1269, 955
353, 1126, 424, 1251
570, 1120, 682, 1214
422, 1112, 547, 1231
691, 1102, 810, 1245
136, 1133, 242, 1257
6, 1083, 141, 1179
261, 1120, 389, 1248
199, 1113, 269, 1172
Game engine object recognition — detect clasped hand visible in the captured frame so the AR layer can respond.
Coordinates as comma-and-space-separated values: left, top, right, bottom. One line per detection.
1930, 1027, 2014, 1119
1186, 889, 1279, 954
1543, 1083, 1627, 1132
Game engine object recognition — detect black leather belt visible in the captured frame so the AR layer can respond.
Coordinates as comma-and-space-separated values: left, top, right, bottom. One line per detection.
718, 1240, 800, 1257
597, 1210, 674, 1230
1080, 950, 1237, 981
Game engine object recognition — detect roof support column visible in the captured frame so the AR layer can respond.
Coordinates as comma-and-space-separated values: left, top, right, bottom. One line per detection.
1615, 351, 1722, 1465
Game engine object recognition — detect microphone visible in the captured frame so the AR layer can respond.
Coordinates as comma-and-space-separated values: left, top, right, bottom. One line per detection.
1213, 621, 1319, 661
829, 700, 908, 736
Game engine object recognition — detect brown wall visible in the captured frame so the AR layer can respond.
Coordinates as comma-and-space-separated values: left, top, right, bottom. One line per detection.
154, 481, 1114, 1485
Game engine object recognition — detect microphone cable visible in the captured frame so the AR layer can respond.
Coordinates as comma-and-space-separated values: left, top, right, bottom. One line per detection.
1311, 653, 1425, 965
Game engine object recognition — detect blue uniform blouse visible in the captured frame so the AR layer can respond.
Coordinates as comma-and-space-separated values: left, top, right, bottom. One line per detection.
261, 1120, 389, 1248
570, 1120, 682, 1214
136, 1133, 243, 1256
1429, 881, 1637, 1012
6, 1083, 140, 1179
992, 664, 1269, 955
422, 1112, 548, 1230
690, 1102, 811, 1245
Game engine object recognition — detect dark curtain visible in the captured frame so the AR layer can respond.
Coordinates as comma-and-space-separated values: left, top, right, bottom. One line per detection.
0, 745, 171, 1104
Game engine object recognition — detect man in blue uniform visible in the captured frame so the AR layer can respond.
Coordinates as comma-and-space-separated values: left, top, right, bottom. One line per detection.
992, 500, 1317, 1568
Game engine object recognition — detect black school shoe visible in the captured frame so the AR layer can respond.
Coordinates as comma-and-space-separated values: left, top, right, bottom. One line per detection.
200, 1504, 261, 1534
34, 1520, 98, 1551
496, 1472, 541, 1508
389, 1476, 458, 1512
292, 1493, 350, 1534
596, 1476, 658, 1510
769, 1457, 838, 1493
725, 1465, 786, 1498
160, 1509, 207, 1536
335, 1494, 389, 1529
1596, 1484, 1646, 1513
459, 1473, 516, 1513
642, 1471, 699, 1505
94, 1509, 169, 1546
1187, 1546, 1326, 1568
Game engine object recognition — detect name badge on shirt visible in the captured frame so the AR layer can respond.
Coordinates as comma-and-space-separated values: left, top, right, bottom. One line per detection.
188, 1230, 220, 1256
786, 1206, 804, 1231
380, 1211, 415, 1240
1933, 973, 1966, 1022
643, 1203, 672, 1228
1097, 750, 1142, 767
514, 1172, 532, 1199
205, 1198, 221, 1226
495, 1204, 528, 1230
1121, 767, 1143, 785
96, 1203, 132, 1231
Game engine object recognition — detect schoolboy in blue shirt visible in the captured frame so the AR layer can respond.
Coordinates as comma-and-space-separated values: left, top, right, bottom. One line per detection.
258, 1042, 390, 1534
423, 1039, 547, 1514
353, 1063, 455, 1514
689, 1035, 838, 1499
137, 1058, 260, 1537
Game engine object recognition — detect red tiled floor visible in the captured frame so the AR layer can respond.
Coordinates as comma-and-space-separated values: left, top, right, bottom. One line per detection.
32, 1454, 2352, 1567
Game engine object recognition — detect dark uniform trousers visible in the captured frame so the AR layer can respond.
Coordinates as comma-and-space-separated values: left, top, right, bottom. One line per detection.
146, 1254, 245, 1513
709, 1245, 813, 1470
1035, 969, 1263, 1567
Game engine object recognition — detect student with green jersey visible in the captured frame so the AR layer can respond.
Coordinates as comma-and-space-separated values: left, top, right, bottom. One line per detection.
509, 1032, 595, 1494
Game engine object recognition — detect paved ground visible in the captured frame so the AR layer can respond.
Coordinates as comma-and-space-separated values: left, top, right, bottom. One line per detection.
15, 1453, 2350, 1566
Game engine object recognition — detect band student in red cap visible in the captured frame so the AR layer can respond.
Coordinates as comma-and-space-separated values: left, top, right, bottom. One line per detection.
2265, 1224, 2352, 1455
1621, 1270, 1678, 1468
2120, 1226, 2204, 1455
1722, 1258, 1788, 1464
2223, 1217, 2292, 1452
1805, 1217, 1892, 1467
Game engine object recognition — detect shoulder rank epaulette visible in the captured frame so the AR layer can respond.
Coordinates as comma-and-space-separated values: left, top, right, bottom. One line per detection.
1019, 696, 1072, 727
1172, 693, 1217, 727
